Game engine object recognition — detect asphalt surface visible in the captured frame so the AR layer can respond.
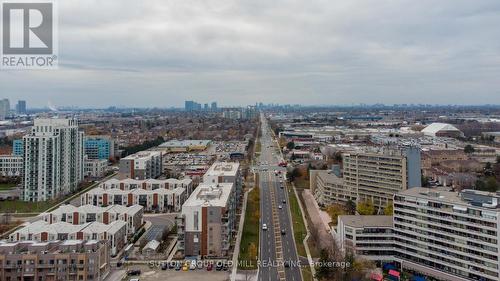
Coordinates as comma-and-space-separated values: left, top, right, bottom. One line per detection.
257, 115, 302, 281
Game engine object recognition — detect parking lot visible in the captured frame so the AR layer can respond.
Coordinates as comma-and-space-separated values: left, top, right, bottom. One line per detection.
122, 264, 230, 281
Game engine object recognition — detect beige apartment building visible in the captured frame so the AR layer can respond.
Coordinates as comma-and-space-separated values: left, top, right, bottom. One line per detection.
310, 169, 349, 206
343, 146, 421, 210
0, 240, 110, 281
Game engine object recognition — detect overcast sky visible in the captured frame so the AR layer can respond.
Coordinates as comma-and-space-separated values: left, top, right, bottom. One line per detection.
2, 0, 500, 108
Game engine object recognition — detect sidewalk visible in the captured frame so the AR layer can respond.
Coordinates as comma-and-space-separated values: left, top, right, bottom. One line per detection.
300, 189, 334, 250
231, 184, 253, 281
292, 184, 317, 281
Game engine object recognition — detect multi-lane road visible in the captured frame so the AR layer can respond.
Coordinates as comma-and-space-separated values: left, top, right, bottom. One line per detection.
257, 114, 302, 281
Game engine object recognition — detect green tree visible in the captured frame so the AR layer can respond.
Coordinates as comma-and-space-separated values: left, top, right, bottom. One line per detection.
485, 177, 499, 192
333, 152, 343, 164
286, 168, 301, 182
286, 141, 295, 150
485, 162, 492, 170
315, 249, 334, 280
357, 200, 375, 215
344, 200, 356, 215
326, 204, 345, 225
475, 179, 486, 191
421, 175, 430, 187
464, 144, 475, 154
384, 201, 394, 215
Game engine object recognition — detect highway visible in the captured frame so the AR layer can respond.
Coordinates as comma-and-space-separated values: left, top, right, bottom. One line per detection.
257, 114, 302, 281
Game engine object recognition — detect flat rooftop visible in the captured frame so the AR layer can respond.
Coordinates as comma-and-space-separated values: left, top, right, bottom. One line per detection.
122, 150, 161, 160
399, 187, 500, 209
204, 162, 239, 177
338, 215, 393, 228
159, 140, 211, 148
183, 182, 234, 207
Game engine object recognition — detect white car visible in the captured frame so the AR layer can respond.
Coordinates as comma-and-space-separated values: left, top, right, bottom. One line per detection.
262, 223, 268, 230
278, 205, 282, 209
190, 260, 197, 270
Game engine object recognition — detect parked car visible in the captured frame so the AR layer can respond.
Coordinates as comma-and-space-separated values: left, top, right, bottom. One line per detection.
281, 229, 286, 235
190, 260, 197, 270
161, 263, 168, 270
175, 262, 181, 271
127, 269, 141, 276
262, 223, 268, 230
216, 263, 223, 271
207, 263, 213, 271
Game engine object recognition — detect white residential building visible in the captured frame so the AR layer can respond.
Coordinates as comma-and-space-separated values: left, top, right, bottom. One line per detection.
22, 118, 84, 201
119, 151, 162, 179
0, 155, 22, 177
337, 215, 394, 262
203, 162, 242, 202
84, 158, 108, 178
177, 182, 236, 257
394, 187, 500, 281
310, 169, 346, 206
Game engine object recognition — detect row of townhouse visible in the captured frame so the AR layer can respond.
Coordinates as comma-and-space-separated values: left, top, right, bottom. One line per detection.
100, 178, 193, 194
40, 204, 143, 236
81, 186, 186, 212
9, 220, 127, 256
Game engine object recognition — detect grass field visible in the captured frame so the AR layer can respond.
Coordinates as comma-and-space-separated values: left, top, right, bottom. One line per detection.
301, 265, 314, 281
0, 173, 116, 214
238, 177, 260, 270
255, 141, 261, 153
288, 186, 307, 257
0, 183, 17, 191
293, 178, 310, 189
0, 200, 59, 213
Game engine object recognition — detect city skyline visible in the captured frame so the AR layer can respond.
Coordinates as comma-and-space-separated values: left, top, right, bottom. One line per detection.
1, 0, 500, 107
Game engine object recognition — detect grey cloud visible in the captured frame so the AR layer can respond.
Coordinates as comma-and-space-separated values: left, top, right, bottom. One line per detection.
2, 0, 500, 107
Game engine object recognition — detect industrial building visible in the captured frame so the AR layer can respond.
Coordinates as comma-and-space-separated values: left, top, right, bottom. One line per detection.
421, 123, 464, 138
159, 140, 211, 153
